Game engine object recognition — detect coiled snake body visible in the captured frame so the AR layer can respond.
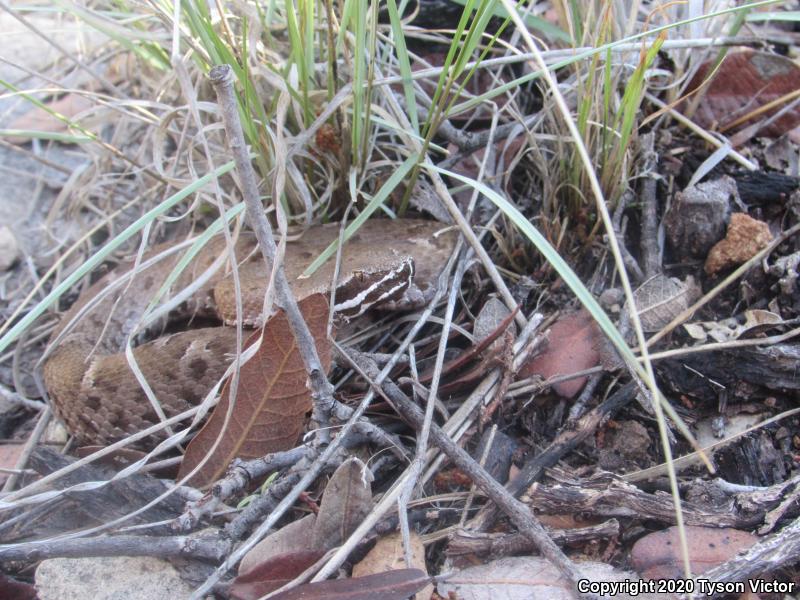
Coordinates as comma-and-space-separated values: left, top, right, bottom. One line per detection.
43, 219, 456, 446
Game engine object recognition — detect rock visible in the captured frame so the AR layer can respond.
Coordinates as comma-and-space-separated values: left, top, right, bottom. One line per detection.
704, 213, 773, 276
517, 310, 601, 399
598, 420, 651, 472
36, 556, 194, 600
631, 526, 757, 581
664, 177, 737, 260
0, 224, 19, 270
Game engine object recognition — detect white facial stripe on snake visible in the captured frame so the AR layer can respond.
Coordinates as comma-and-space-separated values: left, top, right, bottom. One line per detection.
332, 258, 414, 316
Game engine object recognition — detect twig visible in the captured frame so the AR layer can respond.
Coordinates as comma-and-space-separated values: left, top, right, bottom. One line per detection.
447, 520, 621, 558
0, 383, 43, 412
470, 382, 637, 532
174, 445, 311, 532
396, 238, 463, 569
524, 475, 764, 529
348, 350, 589, 597
638, 132, 660, 279
208, 65, 336, 428
223, 446, 353, 541
1, 405, 50, 493
0, 533, 231, 563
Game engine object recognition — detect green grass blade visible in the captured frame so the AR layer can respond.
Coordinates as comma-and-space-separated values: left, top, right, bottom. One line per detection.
429, 165, 636, 366
384, 0, 418, 134
449, 0, 569, 41
0, 160, 237, 355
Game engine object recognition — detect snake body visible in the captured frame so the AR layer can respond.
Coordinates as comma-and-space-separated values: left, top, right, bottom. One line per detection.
43, 219, 456, 446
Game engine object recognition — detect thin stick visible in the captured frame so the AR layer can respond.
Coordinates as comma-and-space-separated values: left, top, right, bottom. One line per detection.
348, 351, 589, 597
208, 65, 336, 426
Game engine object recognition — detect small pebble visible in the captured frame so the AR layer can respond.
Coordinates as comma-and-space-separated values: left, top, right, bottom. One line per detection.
0, 225, 19, 271
704, 213, 773, 276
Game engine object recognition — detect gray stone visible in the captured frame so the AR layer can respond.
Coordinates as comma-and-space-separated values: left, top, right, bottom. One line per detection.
664, 176, 737, 260
36, 556, 194, 600
0, 225, 19, 271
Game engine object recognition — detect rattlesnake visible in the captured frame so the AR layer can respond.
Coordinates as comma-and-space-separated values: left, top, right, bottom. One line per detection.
43, 219, 456, 446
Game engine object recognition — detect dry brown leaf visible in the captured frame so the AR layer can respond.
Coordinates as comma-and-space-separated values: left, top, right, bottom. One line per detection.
230, 549, 325, 600
311, 457, 373, 550
417, 305, 517, 392
437, 556, 654, 600
685, 50, 800, 138
238, 514, 317, 576
0, 572, 37, 600
631, 525, 757, 581
7, 94, 94, 143
517, 310, 600, 398
178, 294, 332, 488
474, 296, 516, 359
684, 309, 784, 344
629, 274, 699, 333
269, 569, 429, 600
352, 531, 432, 600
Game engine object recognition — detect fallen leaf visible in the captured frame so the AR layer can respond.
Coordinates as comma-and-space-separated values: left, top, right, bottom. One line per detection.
683, 310, 784, 344
353, 531, 432, 600
7, 94, 94, 143
630, 526, 757, 580
474, 296, 517, 359
437, 556, 654, 600
238, 514, 317, 576
517, 310, 600, 398
178, 294, 332, 488
704, 213, 773, 276
311, 457, 374, 550
239, 459, 373, 581
270, 569, 429, 600
0, 572, 36, 600
0, 444, 25, 487
231, 550, 326, 600
684, 50, 800, 138
628, 274, 699, 333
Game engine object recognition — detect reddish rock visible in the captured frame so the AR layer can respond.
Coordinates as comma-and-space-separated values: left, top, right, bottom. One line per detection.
518, 310, 600, 398
704, 213, 773, 276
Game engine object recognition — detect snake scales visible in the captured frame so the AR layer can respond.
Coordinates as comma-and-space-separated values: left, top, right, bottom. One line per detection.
43, 219, 456, 447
